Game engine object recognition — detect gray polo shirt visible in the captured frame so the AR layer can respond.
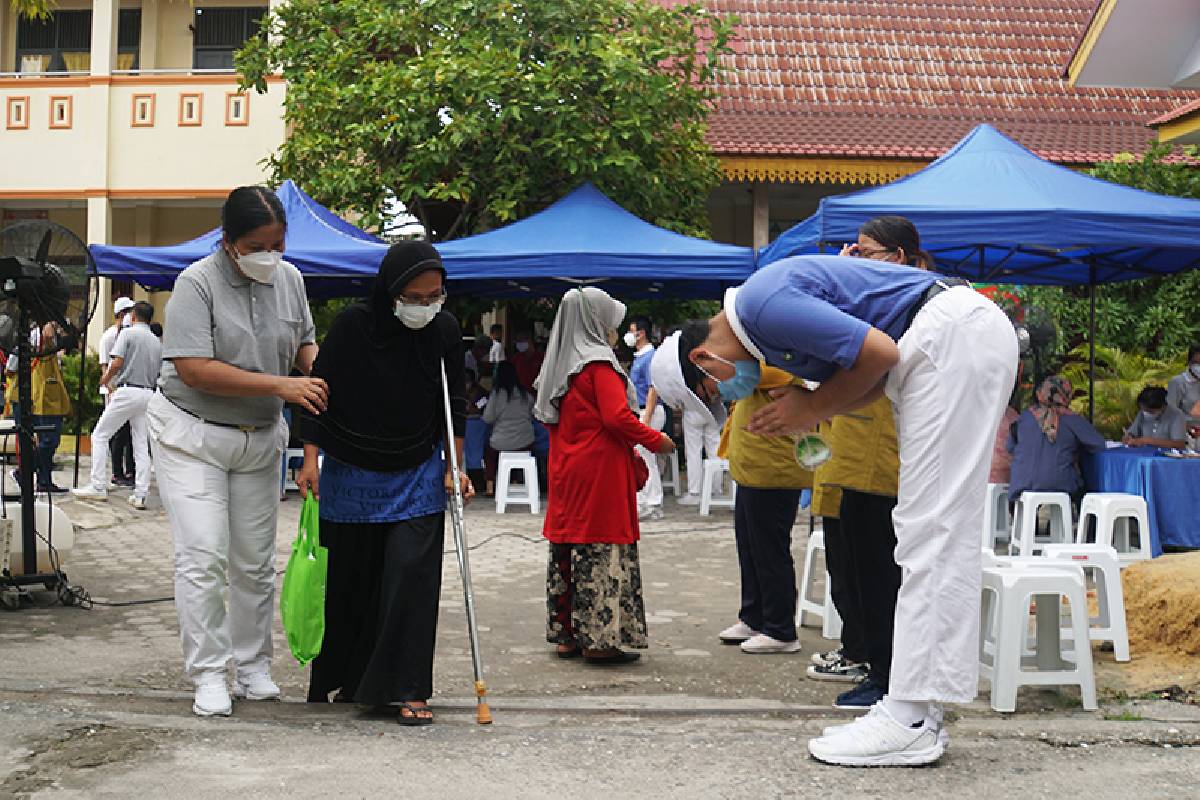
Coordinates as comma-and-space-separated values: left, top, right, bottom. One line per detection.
1166, 369, 1200, 423
1128, 406, 1188, 443
159, 250, 315, 427
109, 323, 162, 389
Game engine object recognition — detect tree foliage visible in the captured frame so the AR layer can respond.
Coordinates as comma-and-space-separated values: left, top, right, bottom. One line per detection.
237, 0, 736, 241
1060, 345, 1184, 439
1022, 142, 1200, 362
10, 0, 53, 20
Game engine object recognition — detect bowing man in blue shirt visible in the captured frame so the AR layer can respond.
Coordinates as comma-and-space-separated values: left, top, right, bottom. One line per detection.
688, 255, 1018, 767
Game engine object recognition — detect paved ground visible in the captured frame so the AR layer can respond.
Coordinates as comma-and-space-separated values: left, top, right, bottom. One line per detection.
0, 461, 1197, 798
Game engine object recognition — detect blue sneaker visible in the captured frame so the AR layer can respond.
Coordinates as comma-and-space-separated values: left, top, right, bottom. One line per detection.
834, 677, 885, 709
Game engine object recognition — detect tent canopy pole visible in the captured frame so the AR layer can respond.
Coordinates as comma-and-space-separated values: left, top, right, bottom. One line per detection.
1088, 265, 1097, 422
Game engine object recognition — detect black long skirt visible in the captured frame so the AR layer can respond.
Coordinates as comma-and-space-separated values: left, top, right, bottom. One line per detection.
307, 513, 445, 705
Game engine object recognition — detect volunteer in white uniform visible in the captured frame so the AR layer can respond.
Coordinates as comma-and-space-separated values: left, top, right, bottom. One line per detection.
148, 186, 325, 718
678, 385, 724, 506
691, 255, 1017, 767
98, 297, 135, 403
72, 301, 161, 509
625, 316, 665, 520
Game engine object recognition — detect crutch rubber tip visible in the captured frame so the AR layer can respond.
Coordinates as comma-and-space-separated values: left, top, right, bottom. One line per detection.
476, 703, 493, 725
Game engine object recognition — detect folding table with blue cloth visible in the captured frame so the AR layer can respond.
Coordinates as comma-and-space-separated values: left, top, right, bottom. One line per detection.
1081, 446, 1200, 556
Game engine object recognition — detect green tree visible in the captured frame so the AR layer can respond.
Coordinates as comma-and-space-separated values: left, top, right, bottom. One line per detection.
236, 0, 735, 241
1023, 142, 1200, 361
1060, 345, 1184, 439
10, 1, 53, 20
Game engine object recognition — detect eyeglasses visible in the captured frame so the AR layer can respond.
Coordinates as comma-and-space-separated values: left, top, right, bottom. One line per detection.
856, 246, 895, 260
396, 290, 447, 307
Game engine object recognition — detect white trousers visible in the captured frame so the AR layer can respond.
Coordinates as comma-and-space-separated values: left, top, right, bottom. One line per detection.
89, 386, 153, 497
636, 405, 667, 509
683, 408, 722, 496
147, 393, 287, 685
885, 287, 1018, 703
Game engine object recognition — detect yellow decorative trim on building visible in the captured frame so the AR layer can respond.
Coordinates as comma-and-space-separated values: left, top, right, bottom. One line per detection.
1066, 0, 1119, 86
720, 156, 928, 185
1154, 112, 1200, 144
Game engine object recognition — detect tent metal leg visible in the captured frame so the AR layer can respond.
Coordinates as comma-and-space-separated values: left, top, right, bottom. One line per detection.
1088, 280, 1096, 422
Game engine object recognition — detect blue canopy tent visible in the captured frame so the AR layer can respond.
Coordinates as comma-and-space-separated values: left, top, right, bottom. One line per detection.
761, 123, 1200, 419
435, 182, 756, 299
762, 124, 1200, 286
89, 180, 388, 298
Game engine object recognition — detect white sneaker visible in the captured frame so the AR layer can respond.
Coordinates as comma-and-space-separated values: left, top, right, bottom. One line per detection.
718, 621, 759, 644
677, 494, 701, 506
71, 485, 108, 501
808, 702, 944, 767
192, 682, 232, 717
811, 647, 842, 667
127, 495, 147, 510
639, 506, 665, 521
740, 633, 801, 654
233, 672, 281, 701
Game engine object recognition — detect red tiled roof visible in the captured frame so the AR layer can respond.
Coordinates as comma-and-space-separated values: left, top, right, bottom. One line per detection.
1148, 98, 1200, 127
700, 0, 1200, 164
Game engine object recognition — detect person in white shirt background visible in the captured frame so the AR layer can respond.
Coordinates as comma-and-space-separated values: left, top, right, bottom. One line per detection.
98, 296, 137, 487
488, 323, 506, 370
1166, 344, 1200, 426
625, 316, 666, 520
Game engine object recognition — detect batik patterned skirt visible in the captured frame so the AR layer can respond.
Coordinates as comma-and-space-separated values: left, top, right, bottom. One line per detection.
546, 542, 648, 651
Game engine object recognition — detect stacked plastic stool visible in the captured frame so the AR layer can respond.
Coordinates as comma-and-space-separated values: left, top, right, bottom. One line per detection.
1009, 491, 1073, 556
978, 562, 1098, 713
1041, 544, 1130, 661
495, 451, 540, 514
698, 457, 735, 516
794, 528, 842, 640
981, 482, 1011, 552
1075, 493, 1152, 564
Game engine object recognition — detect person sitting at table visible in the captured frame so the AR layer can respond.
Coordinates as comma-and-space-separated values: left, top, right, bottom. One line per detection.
1123, 386, 1188, 449
1007, 376, 1105, 507
1166, 344, 1200, 425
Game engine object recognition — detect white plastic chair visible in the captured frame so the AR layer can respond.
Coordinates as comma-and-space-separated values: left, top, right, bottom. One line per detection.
981, 482, 1011, 552
495, 451, 539, 514
793, 528, 842, 639
1042, 544, 1130, 661
659, 450, 682, 498
979, 563, 1097, 713
1075, 493, 1151, 564
1009, 491, 1073, 556
698, 458, 735, 516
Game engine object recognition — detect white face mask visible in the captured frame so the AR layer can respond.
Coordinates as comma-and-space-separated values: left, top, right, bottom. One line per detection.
120, 316, 132, 328
1191, 364, 1200, 379
234, 250, 281, 283
623, 331, 639, 348
515, 341, 530, 353
394, 301, 442, 330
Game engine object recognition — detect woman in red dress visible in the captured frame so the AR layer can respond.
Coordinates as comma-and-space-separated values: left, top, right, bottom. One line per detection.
533, 287, 675, 664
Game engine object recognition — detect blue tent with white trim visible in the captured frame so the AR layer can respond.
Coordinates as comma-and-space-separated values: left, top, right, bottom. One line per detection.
89, 180, 388, 298
435, 182, 755, 298
761, 124, 1200, 285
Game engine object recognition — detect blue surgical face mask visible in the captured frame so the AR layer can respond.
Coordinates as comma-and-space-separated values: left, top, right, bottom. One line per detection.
699, 353, 760, 402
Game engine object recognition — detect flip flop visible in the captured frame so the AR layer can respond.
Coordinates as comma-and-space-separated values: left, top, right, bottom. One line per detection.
397, 702, 434, 726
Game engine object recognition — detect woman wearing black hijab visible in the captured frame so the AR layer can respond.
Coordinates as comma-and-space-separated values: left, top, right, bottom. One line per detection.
296, 241, 471, 726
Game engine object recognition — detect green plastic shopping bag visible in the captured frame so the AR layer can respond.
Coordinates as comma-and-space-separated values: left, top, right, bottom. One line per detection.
280, 492, 328, 665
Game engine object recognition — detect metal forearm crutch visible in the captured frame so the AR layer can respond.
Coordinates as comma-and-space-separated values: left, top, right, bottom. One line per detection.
439, 358, 493, 725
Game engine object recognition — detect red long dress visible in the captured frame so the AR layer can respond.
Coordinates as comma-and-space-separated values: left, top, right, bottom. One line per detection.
542, 362, 664, 545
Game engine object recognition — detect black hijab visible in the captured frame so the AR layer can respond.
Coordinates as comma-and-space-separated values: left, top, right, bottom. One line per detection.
297, 242, 465, 472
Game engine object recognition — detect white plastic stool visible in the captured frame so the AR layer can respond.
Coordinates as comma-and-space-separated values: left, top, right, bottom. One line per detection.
659, 450, 681, 498
1075, 493, 1151, 564
281, 448, 305, 493
979, 563, 1098, 713
1042, 544, 1130, 661
495, 451, 539, 514
698, 458, 735, 516
794, 528, 842, 639
1009, 491, 1073, 556
981, 483, 1011, 552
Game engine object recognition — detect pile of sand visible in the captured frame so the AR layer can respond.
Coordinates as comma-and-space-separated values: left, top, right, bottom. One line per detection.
1100, 551, 1200, 695
1123, 551, 1200, 659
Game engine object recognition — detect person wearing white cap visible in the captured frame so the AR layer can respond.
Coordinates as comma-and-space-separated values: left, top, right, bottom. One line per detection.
98, 296, 137, 487
689, 256, 1017, 767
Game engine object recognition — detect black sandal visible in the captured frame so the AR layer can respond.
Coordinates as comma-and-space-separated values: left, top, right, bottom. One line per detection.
556, 643, 581, 659
583, 649, 641, 665
397, 702, 434, 726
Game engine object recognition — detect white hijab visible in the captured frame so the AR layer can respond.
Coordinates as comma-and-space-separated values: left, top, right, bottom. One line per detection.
533, 286, 637, 424
649, 330, 725, 426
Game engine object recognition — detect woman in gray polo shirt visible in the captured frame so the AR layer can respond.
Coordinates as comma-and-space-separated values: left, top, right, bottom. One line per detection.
147, 186, 327, 718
